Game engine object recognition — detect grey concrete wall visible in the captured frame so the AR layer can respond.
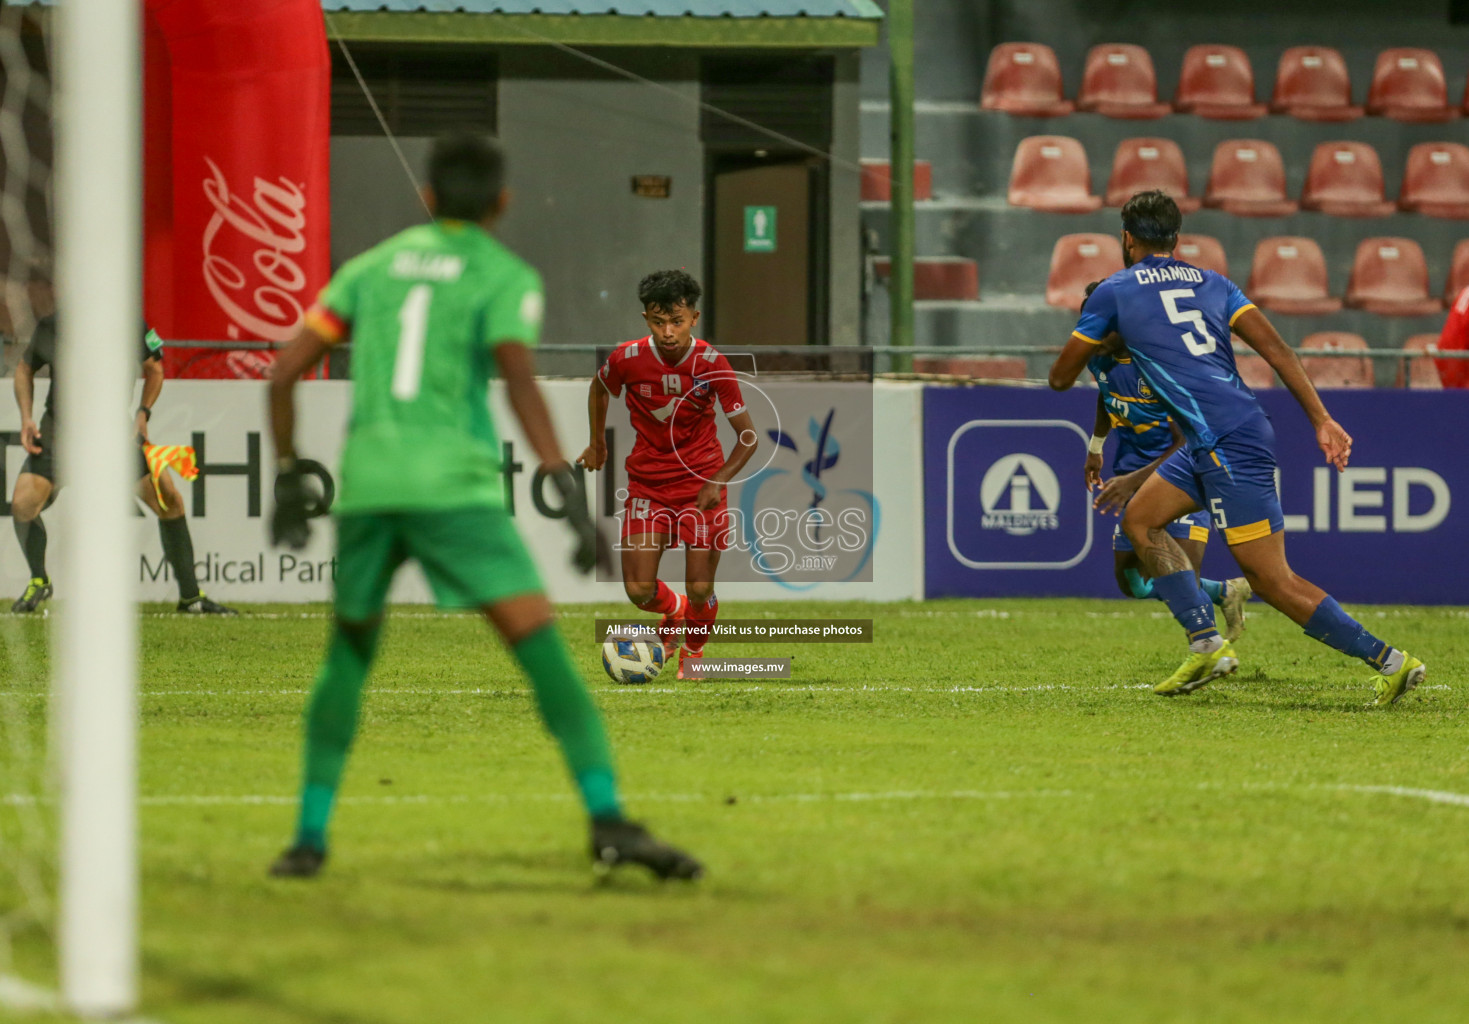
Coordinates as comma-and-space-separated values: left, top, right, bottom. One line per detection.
495, 49, 704, 354
330, 46, 865, 354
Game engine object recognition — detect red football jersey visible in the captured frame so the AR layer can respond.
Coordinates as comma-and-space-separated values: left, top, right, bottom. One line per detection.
1437, 286, 1469, 388
598, 337, 747, 499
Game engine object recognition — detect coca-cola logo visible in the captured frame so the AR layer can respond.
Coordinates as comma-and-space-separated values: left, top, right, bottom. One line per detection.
201, 157, 308, 341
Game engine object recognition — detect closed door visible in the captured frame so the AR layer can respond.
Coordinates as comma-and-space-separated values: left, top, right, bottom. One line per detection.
711, 161, 811, 346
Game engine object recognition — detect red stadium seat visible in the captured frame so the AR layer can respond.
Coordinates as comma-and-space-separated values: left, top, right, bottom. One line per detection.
859, 159, 933, 202
1366, 48, 1458, 122
1399, 333, 1443, 389
1046, 233, 1124, 311
1077, 44, 1170, 119
1300, 332, 1374, 388
1104, 138, 1201, 212
1231, 336, 1276, 389
1398, 142, 1469, 219
1247, 237, 1343, 314
1344, 237, 1443, 315
1270, 46, 1362, 121
1175, 234, 1228, 277
1204, 140, 1298, 216
872, 256, 979, 301
1008, 136, 1102, 213
914, 356, 1028, 380
1300, 142, 1395, 217
1444, 239, 1469, 304
1174, 45, 1267, 119
981, 43, 1073, 117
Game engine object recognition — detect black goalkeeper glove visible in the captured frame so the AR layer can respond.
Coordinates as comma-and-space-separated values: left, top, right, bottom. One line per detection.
548, 463, 611, 576
271, 457, 331, 550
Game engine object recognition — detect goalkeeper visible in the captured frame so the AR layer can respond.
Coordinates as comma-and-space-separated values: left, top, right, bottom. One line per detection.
266, 132, 700, 881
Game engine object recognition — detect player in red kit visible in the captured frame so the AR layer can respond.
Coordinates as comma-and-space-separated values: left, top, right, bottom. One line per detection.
579, 270, 758, 678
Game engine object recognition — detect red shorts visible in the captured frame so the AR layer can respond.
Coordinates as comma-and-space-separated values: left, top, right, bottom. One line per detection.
621, 488, 731, 550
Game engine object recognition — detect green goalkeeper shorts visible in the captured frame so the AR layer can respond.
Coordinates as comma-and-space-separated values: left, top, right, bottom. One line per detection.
333, 506, 544, 620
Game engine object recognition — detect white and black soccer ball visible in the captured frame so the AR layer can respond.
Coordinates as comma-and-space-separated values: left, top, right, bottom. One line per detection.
601, 637, 664, 685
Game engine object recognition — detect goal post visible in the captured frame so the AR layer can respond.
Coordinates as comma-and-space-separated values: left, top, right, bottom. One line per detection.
53, 0, 142, 1015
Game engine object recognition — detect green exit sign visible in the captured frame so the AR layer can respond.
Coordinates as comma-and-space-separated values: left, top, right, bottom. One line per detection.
744, 206, 777, 253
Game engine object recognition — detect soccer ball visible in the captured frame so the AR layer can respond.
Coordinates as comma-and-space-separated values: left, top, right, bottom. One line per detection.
601, 637, 665, 685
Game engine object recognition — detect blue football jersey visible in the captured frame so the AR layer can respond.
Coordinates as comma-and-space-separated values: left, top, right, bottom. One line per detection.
1087, 351, 1175, 474
1073, 254, 1261, 450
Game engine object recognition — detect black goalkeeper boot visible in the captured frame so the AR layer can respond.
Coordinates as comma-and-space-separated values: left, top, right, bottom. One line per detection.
178, 593, 238, 615
589, 818, 703, 881
269, 845, 326, 878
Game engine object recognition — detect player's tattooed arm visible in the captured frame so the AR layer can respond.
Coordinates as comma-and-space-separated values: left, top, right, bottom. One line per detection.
576, 377, 610, 471
696, 408, 759, 511
1233, 306, 1352, 471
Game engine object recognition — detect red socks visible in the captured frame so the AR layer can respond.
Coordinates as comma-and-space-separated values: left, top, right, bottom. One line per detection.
638, 580, 680, 617
684, 594, 718, 654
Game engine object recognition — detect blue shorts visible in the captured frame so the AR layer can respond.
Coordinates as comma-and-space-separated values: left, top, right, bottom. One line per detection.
1113, 510, 1210, 553
1156, 414, 1285, 546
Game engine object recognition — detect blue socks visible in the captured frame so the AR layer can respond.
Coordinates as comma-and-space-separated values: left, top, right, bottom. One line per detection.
1200, 578, 1226, 605
1151, 569, 1220, 647
1303, 597, 1391, 670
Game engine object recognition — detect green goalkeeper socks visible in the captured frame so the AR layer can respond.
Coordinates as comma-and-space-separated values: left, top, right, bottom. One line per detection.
512, 624, 622, 821
292, 618, 620, 851
295, 619, 381, 851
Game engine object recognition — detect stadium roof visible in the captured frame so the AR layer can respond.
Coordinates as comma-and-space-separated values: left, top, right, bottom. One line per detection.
320, 0, 884, 47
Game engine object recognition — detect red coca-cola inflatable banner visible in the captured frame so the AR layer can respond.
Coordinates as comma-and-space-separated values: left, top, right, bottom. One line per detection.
143, 0, 330, 378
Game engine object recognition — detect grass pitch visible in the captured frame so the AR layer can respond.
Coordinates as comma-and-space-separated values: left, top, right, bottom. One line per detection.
2, 597, 1467, 1024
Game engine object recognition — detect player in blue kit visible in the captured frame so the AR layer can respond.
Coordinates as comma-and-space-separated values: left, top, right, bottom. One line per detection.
1050, 191, 1426, 704
1081, 302, 1250, 641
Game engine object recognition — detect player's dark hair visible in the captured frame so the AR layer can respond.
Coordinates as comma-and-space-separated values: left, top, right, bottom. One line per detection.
638, 269, 702, 313
1120, 189, 1181, 251
427, 133, 505, 222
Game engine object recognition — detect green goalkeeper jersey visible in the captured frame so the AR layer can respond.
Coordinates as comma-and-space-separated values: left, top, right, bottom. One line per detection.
308, 220, 544, 514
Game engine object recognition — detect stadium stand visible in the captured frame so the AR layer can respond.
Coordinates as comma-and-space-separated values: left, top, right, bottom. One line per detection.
1008, 135, 1102, 212
1270, 46, 1363, 121
1444, 239, 1469, 304
1173, 45, 1268, 119
1300, 141, 1396, 217
1397, 142, 1469, 219
872, 256, 980, 301
1104, 137, 1201, 211
1176, 234, 1229, 277
1076, 44, 1171, 119
1247, 237, 1343, 314
981, 42, 1073, 116
1232, 336, 1277, 389
1300, 331, 1374, 388
1398, 333, 1444, 389
1365, 47, 1458, 122
1204, 139, 1298, 216
860, 159, 933, 202
1046, 233, 1123, 310
1344, 237, 1443, 315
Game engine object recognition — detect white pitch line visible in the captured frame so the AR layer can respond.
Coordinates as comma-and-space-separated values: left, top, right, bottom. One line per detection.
0, 683, 1453, 699
6, 784, 1469, 811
